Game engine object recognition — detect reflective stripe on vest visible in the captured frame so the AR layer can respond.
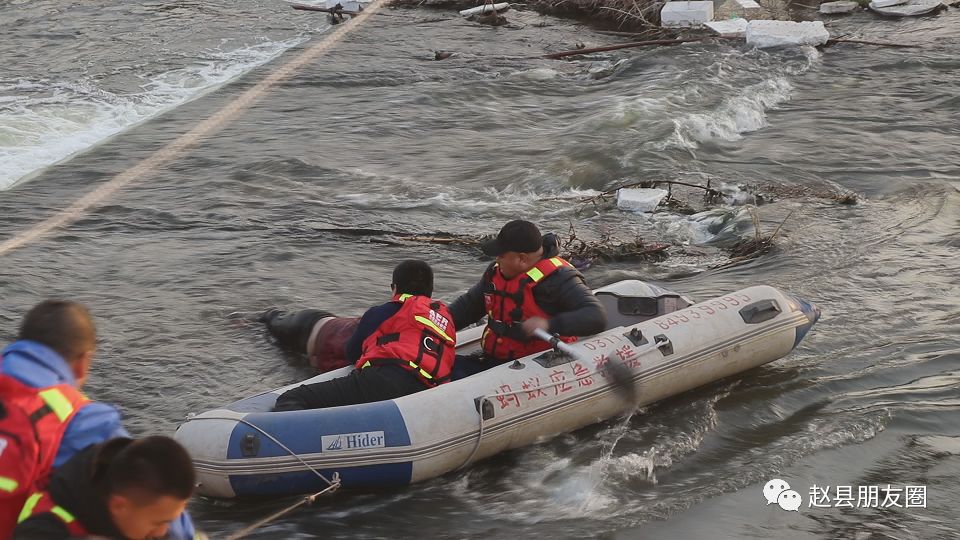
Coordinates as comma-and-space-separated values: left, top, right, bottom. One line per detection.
37, 388, 76, 422
17, 492, 42, 524
524, 257, 566, 283
0, 476, 18, 493
412, 316, 454, 343
18, 492, 76, 525
360, 357, 437, 382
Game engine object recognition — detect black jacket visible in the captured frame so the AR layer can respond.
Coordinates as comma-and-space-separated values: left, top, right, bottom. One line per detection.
448, 239, 607, 337
14, 440, 130, 540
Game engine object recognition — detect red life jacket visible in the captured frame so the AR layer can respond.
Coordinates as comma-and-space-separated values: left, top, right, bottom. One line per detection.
16, 490, 89, 537
358, 294, 456, 387
0, 373, 88, 538
481, 256, 577, 362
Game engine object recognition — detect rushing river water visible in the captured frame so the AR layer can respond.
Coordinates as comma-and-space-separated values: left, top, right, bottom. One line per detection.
2, 1, 958, 538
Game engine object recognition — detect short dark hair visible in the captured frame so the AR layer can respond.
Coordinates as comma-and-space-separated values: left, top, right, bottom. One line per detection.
96, 436, 196, 503
18, 300, 96, 361
392, 260, 433, 297
481, 220, 542, 256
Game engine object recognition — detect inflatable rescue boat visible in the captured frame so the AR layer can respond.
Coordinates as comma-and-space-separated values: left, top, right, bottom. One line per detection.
175, 280, 819, 498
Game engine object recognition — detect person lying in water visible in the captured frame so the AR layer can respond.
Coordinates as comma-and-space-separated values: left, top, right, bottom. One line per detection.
272, 260, 456, 411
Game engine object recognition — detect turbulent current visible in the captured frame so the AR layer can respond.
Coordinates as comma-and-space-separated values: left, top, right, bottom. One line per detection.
1, 1, 958, 538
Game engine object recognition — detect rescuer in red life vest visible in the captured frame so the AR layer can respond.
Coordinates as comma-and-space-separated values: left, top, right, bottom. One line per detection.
273, 260, 457, 410
0, 300, 126, 537
13, 436, 198, 540
448, 220, 607, 379
0, 300, 199, 539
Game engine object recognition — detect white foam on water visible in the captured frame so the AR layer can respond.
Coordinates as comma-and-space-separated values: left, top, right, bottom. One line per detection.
0, 37, 307, 190
509, 67, 562, 81
312, 171, 603, 214
645, 47, 821, 151
665, 77, 793, 149
623, 207, 746, 246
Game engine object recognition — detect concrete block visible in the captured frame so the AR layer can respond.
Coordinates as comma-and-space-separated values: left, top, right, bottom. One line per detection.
735, 0, 763, 8
705, 18, 749, 36
617, 188, 669, 213
661, 1, 715, 27
745, 20, 830, 48
819, 0, 859, 12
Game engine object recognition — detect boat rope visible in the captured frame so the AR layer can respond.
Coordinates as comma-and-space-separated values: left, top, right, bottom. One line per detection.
223, 482, 339, 540
187, 415, 341, 490
0, 0, 388, 256
457, 396, 491, 470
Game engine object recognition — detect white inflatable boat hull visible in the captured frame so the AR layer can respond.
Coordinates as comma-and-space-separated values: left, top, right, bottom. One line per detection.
176, 282, 819, 498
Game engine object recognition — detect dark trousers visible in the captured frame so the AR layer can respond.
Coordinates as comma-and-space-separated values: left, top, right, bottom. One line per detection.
273, 364, 425, 411
451, 353, 498, 381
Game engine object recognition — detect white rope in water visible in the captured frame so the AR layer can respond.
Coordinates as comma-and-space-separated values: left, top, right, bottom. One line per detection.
0, 0, 388, 257
223, 482, 339, 540
189, 415, 342, 539
190, 415, 340, 490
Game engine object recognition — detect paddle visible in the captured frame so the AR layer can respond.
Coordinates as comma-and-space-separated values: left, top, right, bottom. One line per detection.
532, 328, 638, 405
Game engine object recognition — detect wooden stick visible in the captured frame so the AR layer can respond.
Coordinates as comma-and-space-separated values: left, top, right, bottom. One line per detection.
543, 37, 706, 59
544, 35, 919, 61
825, 38, 921, 49
291, 3, 363, 15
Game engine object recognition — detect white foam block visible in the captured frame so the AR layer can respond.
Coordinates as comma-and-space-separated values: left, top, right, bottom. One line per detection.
617, 188, 669, 213
705, 18, 749, 37
819, 0, 859, 12
746, 20, 830, 48
459, 2, 510, 15
661, 1, 715, 27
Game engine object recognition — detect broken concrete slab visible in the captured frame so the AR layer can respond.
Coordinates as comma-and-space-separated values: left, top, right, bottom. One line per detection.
819, 0, 859, 13
705, 17, 749, 36
745, 20, 830, 48
661, 1, 715, 27
869, 0, 944, 15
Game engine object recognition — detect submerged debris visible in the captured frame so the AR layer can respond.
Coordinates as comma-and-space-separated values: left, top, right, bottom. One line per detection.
558, 224, 670, 269
714, 208, 793, 268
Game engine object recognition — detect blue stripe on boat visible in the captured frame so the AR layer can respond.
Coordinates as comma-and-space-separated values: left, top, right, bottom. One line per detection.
229, 462, 414, 495
227, 399, 412, 458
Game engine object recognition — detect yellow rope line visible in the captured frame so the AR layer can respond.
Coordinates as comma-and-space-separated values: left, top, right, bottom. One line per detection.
0, 1, 387, 256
